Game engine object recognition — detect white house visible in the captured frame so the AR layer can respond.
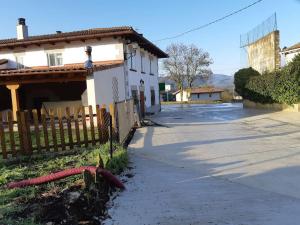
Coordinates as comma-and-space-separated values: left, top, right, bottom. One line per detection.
281, 42, 300, 65
174, 87, 224, 102
0, 18, 167, 119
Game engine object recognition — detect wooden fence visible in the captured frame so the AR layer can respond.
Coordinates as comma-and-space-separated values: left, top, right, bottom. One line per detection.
0, 104, 119, 160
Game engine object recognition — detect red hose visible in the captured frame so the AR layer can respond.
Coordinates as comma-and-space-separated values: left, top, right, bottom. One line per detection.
7, 166, 125, 189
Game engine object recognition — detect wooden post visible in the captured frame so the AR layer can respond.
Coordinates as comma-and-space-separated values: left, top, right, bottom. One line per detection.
25, 111, 33, 154
6, 84, 20, 121
81, 106, 88, 147
16, 111, 24, 154
89, 105, 96, 146
100, 106, 107, 142
74, 108, 81, 147
32, 109, 41, 152
0, 112, 7, 159
20, 111, 30, 154
109, 103, 117, 141
65, 107, 74, 149
7, 111, 16, 157
57, 109, 66, 151
49, 110, 58, 152
41, 114, 50, 151
109, 103, 116, 129
96, 105, 102, 144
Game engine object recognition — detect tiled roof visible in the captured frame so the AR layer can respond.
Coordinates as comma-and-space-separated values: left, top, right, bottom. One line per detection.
190, 87, 224, 94
0, 60, 123, 77
282, 43, 300, 53
0, 26, 168, 58
174, 87, 224, 95
0, 27, 132, 45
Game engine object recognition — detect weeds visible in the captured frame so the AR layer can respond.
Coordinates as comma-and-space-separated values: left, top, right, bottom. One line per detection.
0, 143, 128, 225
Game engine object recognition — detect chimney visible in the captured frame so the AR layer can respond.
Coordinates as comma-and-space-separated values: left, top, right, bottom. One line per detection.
16, 18, 28, 40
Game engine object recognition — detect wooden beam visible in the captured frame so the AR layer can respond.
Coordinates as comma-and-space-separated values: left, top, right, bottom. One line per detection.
6, 84, 20, 120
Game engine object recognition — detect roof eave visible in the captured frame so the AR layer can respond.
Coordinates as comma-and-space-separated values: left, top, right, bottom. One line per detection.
0, 30, 133, 49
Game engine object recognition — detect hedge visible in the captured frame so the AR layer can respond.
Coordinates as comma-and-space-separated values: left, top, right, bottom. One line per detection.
234, 54, 300, 105
234, 67, 260, 99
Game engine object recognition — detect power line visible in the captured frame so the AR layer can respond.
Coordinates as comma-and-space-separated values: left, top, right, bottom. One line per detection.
155, 0, 264, 42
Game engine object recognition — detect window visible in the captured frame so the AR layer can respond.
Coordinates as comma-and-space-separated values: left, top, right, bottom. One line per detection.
151, 89, 155, 106
131, 89, 139, 105
47, 53, 63, 66
141, 52, 145, 73
15, 55, 25, 69
128, 45, 136, 71
149, 56, 155, 75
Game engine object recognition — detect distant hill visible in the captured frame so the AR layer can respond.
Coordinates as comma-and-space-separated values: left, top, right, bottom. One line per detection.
159, 74, 234, 90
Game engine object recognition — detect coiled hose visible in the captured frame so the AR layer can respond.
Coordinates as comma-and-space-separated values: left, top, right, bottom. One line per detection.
7, 166, 125, 189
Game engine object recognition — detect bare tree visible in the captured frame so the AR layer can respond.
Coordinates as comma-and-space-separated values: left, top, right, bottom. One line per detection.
164, 43, 213, 101
183, 44, 213, 88
163, 44, 186, 101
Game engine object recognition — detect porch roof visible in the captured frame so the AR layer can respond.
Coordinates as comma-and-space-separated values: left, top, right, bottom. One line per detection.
0, 60, 123, 85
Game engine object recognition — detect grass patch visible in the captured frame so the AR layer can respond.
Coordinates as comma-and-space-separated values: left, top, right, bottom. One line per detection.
0, 143, 128, 225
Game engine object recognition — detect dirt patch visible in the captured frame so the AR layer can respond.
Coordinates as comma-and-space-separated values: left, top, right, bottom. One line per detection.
11, 180, 113, 225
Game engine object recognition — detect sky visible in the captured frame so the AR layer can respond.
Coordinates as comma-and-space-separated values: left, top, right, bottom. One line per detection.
0, 0, 299, 75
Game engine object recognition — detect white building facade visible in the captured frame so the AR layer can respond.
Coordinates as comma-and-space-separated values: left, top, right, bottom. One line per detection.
281, 43, 300, 65
175, 88, 223, 102
0, 18, 167, 117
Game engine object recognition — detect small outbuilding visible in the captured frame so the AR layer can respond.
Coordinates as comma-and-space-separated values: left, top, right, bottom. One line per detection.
174, 87, 224, 102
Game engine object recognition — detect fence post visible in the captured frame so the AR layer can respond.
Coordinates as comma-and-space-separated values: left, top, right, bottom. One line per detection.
0, 112, 7, 159
89, 105, 96, 146
109, 103, 118, 142
100, 106, 107, 143
66, 107, 74, 149
7, 111, 16, 157
109, 114, 113, 159
81, 106, 88, 147
32, 109, 41, 152
16, 111, 24, 154
41, 113, 50, 152
49, 110, 58, 152
96, 105, 102, 144
58, 108, 66, 151
25, 111, 33, 154
19, 111, 30, 154
74, 107, 81, 147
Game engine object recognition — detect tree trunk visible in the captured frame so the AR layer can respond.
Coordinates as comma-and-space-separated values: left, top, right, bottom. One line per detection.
180, 88, 183, 102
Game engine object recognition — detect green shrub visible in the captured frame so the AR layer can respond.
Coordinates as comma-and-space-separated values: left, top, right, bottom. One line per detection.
235, 54, 300, 105
272, 69, 299, 105
234, 67, 260, 98
245, 72, 275, 103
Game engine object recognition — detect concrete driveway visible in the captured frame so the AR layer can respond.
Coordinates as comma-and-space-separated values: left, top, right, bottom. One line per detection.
104, 103, 300, 225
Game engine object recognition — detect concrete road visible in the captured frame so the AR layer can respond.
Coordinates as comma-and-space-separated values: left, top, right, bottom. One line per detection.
104, 103, 300, 225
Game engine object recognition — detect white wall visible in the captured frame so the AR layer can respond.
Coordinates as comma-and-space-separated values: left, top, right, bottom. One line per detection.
86, 66, 126, 109
175, 90, 189, 102
190, 93, 221, 101
0, 38, 124, 68
283, 50, 300, 65
0, 37, 162, 114
125, 44, 160, 112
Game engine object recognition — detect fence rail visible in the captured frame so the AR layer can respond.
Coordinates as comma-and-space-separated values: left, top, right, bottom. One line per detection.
0, 99, 136, 160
